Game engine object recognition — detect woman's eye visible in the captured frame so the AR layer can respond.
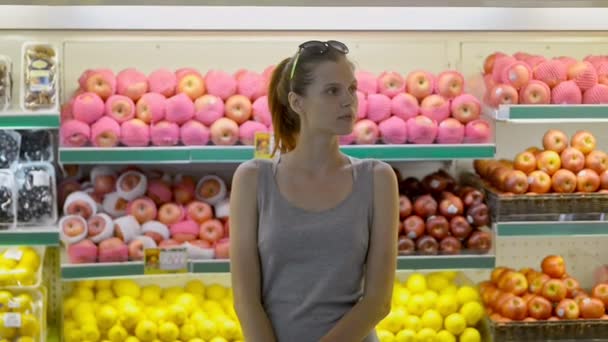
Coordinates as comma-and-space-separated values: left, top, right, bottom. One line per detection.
349, 85, 357, 93
327, 87, 338, 95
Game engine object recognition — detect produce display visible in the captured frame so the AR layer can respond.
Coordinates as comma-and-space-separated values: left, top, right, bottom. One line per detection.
480, 255, 608, 322
474, 129, 608, 194
483, 52, 608, 106
62, 279, 242, 342
0, 55, 10, 111
60, 67, 273, 148
343, 69, 492, 145
376, 272, 485, 342
0, 246, 42, 287
60, 166, 230, 264
0, 288, 45, 341
396, 169, 492, 256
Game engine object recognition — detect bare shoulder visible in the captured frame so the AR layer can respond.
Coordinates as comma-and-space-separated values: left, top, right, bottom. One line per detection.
371, 160, 397, 187
232, 159, 260, 187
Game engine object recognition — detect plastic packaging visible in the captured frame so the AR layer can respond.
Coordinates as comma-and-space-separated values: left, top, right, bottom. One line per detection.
0, 55, 12, 111
0, 130, 21, 169
18, 129, 54, 162
15, 162, 57, 226
0, 287, 46, 341
0, 170, 16, 229
0, 246, 45, 288
21, 42, 59, 112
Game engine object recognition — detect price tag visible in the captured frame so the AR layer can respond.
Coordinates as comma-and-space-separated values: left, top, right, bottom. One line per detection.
4, 312, 21, 328
8, 299, 21, 309
30, 170, 50, 187
144, 247, 188, 275
3, 248, 23, 261
254, 132, 272, 159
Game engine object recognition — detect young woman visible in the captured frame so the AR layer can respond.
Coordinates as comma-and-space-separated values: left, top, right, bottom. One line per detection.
230, 40, 399, 342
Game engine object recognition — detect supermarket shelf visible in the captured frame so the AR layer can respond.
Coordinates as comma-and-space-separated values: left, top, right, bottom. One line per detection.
0, 229, 59, 246
60, 144, 495, 164
61, 261, 145, 280
0, 113, 60, 129
59, 146, 192, 164
397, 255, 495, 270
190, 259, 231, 273
494, 104, 608, 122
496, 221, 608, 237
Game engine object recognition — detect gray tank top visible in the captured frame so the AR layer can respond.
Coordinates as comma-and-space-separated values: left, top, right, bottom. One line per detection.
256, 156, 380, 342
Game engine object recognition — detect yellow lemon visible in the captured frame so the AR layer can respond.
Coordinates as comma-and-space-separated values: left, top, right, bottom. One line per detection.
217, 318, 240, 340
98, 305, 119, 331
148, 307, 168, 323
141, 285, 162, 305
96, 279, 113, 290
16, 337, 36, 342
19, 313, 40, 337
63, 296, 79, 317
436, 293, 459, 317
135, 320, 158, 341
125, 337, 141, 342
456, 286, 480, 306
107, 324, 128, 342
76, 280, 96, 289
440, 285, 458, 296
185, 280, 206, 297
188, 339, 205, 342
439, 271, 458, 282
421, 309, 443, 332
423, 290, 439, 309
406, 273, 427, 294
10, 293, 34, 313
120, 304, 143, 330
205, 284, 228, 301
394, 329, 416, 342
402, 314, 422, 332
459, 302, 484, 326
406, 294, 427, 316
96, 289, 115, 304
0, 291, 12, 312
436, 330, 456, 342
444, 313, 466, 335
0, 313, 17, 339
180, 322, 197, 341
376, 328, 395, 342
380, 309, 406, 333
113, 279, 141, 299
392, 287, 411, 308
210, 337, 229, 342
416, 327, 437, 342
427, 273, 451, 292
81, 323, 101, 341
195, 319, 217, 340
168, 304, 188, 325
459, 328, 481, 342
63, 329, 82, 342
176, 293, 197, 314
158, 321, 179, 342
162, 286, 183, 302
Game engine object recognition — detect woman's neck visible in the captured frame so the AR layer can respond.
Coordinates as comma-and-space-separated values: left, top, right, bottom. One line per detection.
283, 130, 345, 174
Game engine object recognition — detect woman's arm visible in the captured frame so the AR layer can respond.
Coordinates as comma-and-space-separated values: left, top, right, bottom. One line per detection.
320, 161, 399, 342
230, 160, 277, 342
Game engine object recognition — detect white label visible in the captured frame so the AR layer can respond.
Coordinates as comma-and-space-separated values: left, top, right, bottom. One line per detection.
430, 179, 440, 189
158, 247, 188, 272
31, 170, 50, 187
4, 312, 21, 328
467, 215, 474, 224
447, 204, 458, 214
556, 308, 564, 317
8, 299, 20, 309
3, 248, 23, 261
0, 173, 11, 186
407, 232, 417, 239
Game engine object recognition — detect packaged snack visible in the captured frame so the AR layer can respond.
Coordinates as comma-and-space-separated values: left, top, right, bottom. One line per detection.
0, 55, 11, 111
18, 130, 54, 162
0, 170, 16, 229
21, 43, 59, 111
0, 130, 21, 169
0, 246, 44, 287
0, 287, 46, 341
15, 162, 57, 226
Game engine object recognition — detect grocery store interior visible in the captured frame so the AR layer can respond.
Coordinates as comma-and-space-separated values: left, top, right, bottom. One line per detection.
1, 1, 608, 341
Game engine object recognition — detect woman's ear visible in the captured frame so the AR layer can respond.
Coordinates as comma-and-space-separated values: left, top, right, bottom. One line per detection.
287, 91, 304, 117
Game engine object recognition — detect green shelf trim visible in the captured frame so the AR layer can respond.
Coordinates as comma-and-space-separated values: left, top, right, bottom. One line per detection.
500, 105, 608, 120
61, 262, 144, 279
0, 230, 59, 246
497, 221, 608, 236
190, 260, 231, 273
59, 147, 191, 164
0, 114, 60, 129
397, 255, 495, 270
341, 144, 495, 160
190, 146, 254, 162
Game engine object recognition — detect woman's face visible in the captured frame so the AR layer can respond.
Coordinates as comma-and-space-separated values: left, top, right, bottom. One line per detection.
293, 57, 358, 136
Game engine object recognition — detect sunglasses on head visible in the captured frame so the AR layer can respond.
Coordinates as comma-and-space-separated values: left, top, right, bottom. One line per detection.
289, 40, 349, 80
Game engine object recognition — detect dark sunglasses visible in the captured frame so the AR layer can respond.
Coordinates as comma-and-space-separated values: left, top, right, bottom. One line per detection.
289, 40, 349, 80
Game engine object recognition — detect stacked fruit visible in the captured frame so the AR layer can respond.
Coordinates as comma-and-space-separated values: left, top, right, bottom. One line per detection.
0, 247, 41, 287
62, 279, 242, 342
376, 272, 485, 342
59, 166, 230, 264
483, 52, 608, 106
60, 67, 274, 148
397, 170, 492, 256
481, 255, 608, 322
345, 70, 491, 145
474, 129, 608, 194
0, 288, 43, 341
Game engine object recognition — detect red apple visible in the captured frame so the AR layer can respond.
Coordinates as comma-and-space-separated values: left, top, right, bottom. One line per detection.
223, 218, 230, 237
159, 239, 182, 249
173, 176, 196, 205
413, 195, 437, 218
426, 215, 450, 240
501, 272, 529, 296
466, 230, 492, 253
542, 255, 566, 278
450, 94, 481, 124
403, 215, 425, 240
436, 71, 464, 99
537, 150, 562, 176
186, 201, 213, 224
580, 297, 605, 319
224, 94, 252, 124
127, 197, 157, 224
502, 296, 528, 321
492, 267, 513, 285
459, 187, 485, 208
600, 170, 608, 189
210, 117, 239, 146
577, 168, 601, 192
466, 203, 490, 227
555, 298, 580, 320
529, 273, 550, 295
177, 70, 205, 100
551, 169, 577, 193
561, 147, 586, 173
543, 129, 569, 153
527, 170, 552, 194
519, 80, 551, 104
514, 151, 537, 174
399, 195, 412, 219
439, 236, 462, 255
352, 119, 380, 145
591, 283, 608, 307
199, 219, 224, 243
61, 216, 86, 237
571, 130, 597, 155
585, 150, 608, 174
82, 69, 116, 100
157, 203, 184, 225
415, 235, 439, 255
563, 277, 581, 298
527, 295, 553, 320
438, 196, 463, 219
406, 70, 435, 101
214, 238, 230, 259
484, 52, 507, 75
542, 279, 567, 302
504, 170, 529, 194
398, 236, 416, 255
449, 215, 472, 239
488, 83, 519, 107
